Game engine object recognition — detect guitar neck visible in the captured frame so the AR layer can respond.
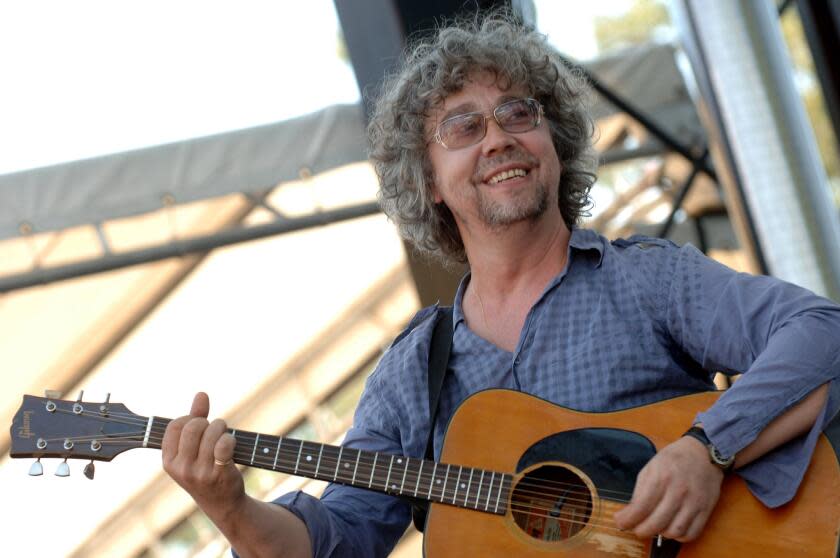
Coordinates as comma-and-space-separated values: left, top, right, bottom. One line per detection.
147, 417, 511, 515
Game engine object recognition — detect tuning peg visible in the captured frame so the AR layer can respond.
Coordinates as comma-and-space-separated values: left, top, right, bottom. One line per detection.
76, 390, 84, 402
99, 393, 111, 415
55, 459, 70, 477
84, 461, 95, 480
44, 390, 61, 399
29, 458, 43, 476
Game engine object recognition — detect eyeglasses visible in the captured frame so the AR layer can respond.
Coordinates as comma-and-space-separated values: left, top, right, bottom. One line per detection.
432, 98, 543, 150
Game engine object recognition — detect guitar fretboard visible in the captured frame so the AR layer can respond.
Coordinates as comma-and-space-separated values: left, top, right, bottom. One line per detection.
148, 417, 511, 515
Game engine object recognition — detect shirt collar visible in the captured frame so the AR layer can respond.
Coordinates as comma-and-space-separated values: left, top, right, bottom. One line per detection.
568, 227, 606, 267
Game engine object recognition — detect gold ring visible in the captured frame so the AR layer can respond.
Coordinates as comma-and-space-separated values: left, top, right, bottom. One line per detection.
214, 458, 233, 467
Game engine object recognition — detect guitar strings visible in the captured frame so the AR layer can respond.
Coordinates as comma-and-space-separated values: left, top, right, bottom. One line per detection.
45, 424, 633, 529
49, 407, 636, 505
50, 407, 637, 504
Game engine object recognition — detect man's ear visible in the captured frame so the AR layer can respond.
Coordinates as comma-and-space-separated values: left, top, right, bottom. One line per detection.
430, 181, 443, 204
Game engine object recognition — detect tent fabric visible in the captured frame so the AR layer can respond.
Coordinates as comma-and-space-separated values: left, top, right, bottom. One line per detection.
0, 44, 704, 242
0, 104, 368, 240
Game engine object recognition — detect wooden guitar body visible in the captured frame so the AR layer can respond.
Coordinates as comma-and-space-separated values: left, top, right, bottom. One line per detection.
424, 390, 840, 557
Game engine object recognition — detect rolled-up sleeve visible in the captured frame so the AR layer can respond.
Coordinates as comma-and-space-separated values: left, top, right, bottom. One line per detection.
666, 244, 840, 506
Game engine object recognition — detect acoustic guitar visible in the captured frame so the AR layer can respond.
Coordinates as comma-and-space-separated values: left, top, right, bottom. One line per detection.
11, 389, 840, 557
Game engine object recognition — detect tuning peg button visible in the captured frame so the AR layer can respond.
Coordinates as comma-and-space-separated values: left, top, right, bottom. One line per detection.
55, 459, 70, 477
29, 459, 43, 476
84, 461, 95, 480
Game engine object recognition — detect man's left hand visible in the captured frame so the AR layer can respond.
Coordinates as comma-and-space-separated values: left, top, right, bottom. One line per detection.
613, 435, 725, 542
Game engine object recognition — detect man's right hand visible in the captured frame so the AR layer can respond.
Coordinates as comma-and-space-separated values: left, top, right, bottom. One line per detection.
161, 392, 313, 558
161, 392, 245, 524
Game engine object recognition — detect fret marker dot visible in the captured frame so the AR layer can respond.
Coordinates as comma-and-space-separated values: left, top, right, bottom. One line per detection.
436, 479, 442, 484
306, 455, 312, 462
397, 458, 403, 464
391, 484, 397, 490
344, 463, 350, 468
460, 483, 466, 489
262, 448, 269, 454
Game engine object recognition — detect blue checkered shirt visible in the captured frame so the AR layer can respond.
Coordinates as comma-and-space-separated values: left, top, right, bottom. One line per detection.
264, 229, 840, 558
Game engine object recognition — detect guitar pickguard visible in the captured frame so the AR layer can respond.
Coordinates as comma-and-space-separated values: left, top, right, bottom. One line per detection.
515, 427, 656, 502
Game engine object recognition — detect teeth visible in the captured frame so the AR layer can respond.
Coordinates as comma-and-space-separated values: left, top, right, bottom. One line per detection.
488, 168, 527, 184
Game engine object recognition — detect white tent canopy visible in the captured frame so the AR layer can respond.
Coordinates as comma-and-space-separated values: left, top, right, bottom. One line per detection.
0, 103, 368, 240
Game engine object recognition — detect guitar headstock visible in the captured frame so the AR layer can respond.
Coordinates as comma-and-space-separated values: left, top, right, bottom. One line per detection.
10, 392, 150, 466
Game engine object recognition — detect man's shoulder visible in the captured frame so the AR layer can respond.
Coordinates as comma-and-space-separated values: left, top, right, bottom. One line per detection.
387, 303, 445, 353
364, 304, 444, 396
610, 234, 680, 252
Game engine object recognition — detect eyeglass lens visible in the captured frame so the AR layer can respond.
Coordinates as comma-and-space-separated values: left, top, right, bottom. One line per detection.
437, 99, 540, 149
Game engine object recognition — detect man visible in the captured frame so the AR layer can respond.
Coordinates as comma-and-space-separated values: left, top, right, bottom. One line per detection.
162, 15, 839, 558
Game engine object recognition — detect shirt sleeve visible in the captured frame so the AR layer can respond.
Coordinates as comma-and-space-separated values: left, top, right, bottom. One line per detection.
664, 243, 840, 507
232, 358, 413, 558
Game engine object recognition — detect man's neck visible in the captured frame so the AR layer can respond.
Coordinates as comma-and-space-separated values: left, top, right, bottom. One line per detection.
464, 213, 571, 300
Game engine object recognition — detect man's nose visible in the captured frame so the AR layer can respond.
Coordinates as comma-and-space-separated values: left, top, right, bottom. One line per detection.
481, 118, 516, 156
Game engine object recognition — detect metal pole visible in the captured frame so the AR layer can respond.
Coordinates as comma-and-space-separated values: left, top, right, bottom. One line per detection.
0, 202, 382, 293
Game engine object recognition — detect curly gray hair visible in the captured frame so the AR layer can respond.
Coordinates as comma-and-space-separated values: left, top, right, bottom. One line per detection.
368, 14, 596, 265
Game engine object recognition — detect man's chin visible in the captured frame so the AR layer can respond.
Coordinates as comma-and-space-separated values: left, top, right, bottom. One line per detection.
480, 203, 547, 228
479, 192, 549, 228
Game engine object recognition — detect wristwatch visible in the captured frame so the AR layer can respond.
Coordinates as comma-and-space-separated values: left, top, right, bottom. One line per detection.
683, 426, 735, 473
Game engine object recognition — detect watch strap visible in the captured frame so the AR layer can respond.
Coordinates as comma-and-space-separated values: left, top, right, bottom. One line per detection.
683, 426, 735, 473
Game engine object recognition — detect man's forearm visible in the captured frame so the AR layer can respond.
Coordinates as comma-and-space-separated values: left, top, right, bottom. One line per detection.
204, 494, 313, 558
734, 382, 830, 468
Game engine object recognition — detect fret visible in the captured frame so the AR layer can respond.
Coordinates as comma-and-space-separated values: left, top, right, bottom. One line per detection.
453, 466, 462, 504
494, 475, 505, 514
484, 472, 495, 511
351, 449, 361, 484
293, 440, 304, 474
442, 464, 451, 504
427, 462, 438, 500
399, 457, 409, 494
465, 468, 474, 507
475, 470, 485, 509
369, 453, 379, 488
250, 434, 260, 465
414, 460, 424, 497
301, 441, 321, 475
272, 438, 283, 470
385, 455, 395, 492
332, 446, 343, 481
314, 444, 324, 478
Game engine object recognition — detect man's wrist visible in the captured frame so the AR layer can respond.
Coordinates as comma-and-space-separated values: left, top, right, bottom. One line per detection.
683, 426, 736, 473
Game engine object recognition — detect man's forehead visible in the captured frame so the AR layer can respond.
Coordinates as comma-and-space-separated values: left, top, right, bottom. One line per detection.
431, 77, 530, 121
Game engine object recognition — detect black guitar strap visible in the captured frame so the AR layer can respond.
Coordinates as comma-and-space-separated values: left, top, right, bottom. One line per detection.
411, 305, 454, 532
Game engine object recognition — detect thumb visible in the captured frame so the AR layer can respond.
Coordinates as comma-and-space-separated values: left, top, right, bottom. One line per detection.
190, 392, 210, 418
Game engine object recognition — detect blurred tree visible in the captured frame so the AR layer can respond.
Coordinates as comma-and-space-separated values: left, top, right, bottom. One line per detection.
337, 28, 350, 64
780, 5, 840, 200
593, 0, 670, 53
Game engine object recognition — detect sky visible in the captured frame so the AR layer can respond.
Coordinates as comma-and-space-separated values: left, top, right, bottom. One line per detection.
0, 0, 641, 177
0, 0, 361, 175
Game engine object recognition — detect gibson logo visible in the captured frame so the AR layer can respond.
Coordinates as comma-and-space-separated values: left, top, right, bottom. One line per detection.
17, 411, 33, 439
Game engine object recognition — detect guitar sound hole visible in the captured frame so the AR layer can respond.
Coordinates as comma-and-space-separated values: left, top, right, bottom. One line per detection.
510, 465, 593, 542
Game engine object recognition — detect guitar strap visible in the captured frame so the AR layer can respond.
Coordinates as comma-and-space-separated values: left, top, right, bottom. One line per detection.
411, 305, 454, 532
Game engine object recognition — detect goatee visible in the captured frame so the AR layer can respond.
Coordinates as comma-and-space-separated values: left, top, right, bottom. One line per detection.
478, 181, 549, 227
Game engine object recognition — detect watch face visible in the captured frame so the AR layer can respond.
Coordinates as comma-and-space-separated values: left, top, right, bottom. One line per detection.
711, 447, 735, 468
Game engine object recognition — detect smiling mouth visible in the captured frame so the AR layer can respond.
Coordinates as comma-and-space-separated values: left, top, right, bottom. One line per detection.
487, 168, 529, 184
